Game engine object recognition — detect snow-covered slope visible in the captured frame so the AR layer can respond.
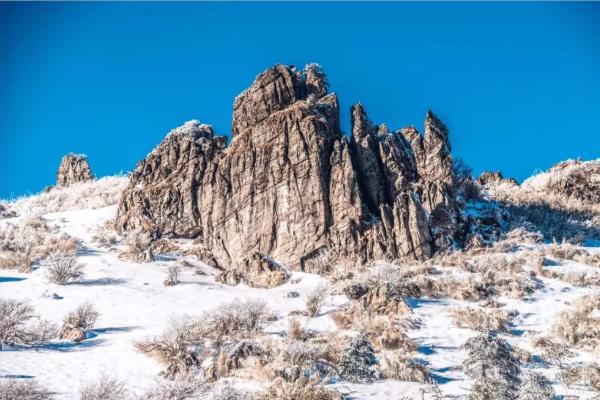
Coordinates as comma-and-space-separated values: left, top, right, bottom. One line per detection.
1, 177, 600, 399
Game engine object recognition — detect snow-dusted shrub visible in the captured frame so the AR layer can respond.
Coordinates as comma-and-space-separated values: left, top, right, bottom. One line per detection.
517, 371, 555, 400
362, 315, 416, 352
287, 318, 306, 341
46, 253, 83, 285
121, 231, 154, 263
0, 217, 76, 273
210, 386, 253, 400
136, 318, 203, 379
581, 363, 600, 391
5, 175, 128, 217
0, 379, 53, 400
461, 333, 521, 400
0, 299, 57, 348
339, 331, 378, 383
200, 298, 274, 340
552, 295, 600, 347
137, 376, 208, 400
379, 352, 430, 382
79, 375, 127, 400
258, 376, 342, 400
59, 302, 99, 342
305, 283, 328, 317
451, 307, 510, 332
545, 241, 600, 267
163, 265, 180, 287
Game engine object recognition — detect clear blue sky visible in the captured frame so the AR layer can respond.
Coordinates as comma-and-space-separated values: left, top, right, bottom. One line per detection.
1, 2, 599, 199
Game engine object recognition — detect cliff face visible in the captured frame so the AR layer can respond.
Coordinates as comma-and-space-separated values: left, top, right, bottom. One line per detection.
115, 64, 458, 268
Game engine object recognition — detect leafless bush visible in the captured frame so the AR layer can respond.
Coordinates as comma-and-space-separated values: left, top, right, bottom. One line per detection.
451, 307, 510, 332
0, 379, 53, 400
305, 283, 328, 317
59, 302, 99, 342
552, 295, 600, 347
46, 253, 83, 285
135, 375, 208, 400
79, 375, 127, 400
163, 266, 180, 287
0, 299, 57, 347
200, 298, 274, 340
379, 352, 431, 382
136, 318, 203, 379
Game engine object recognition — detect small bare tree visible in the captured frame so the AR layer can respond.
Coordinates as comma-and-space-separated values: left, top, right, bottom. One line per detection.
46, 253, 83, 285
0, 298, 57, 348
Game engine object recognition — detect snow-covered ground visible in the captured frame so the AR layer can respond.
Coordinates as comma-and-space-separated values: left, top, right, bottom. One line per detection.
1, 192, 600, 399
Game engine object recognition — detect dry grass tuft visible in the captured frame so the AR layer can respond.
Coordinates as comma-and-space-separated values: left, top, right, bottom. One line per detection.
451, 306, 510, 332
552, 295, 600, 347
257, 376, 343, 400
379, 351, 431, 382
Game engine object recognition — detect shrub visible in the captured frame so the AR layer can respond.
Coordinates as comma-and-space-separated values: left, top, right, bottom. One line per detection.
163, 266, 180, 287
200, 298, 273, 340
461, 333, 521, 400
0, 299, 57, 348
287, 318, 305, 341
305, 283, 328, 317
136, 375, 208, 400
339, 331, 378, 383
46, 253, 83, 285
79, 375, 127, 400
136, 318, 203, 379
517, 371, 555, 400
121, 231, 154, 263
379, 352, 430, 382
451, 307, 510, 332
552, 295, 600, 347
59, 302, 99, 342
258, 376, 342, 400
0, 379, 53, 400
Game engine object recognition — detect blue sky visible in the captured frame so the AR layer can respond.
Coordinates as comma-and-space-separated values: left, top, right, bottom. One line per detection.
1, 2, 599, 199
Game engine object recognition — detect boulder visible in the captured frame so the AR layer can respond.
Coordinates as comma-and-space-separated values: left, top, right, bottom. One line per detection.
56, 153, 94, 186
361, 283, 411, 315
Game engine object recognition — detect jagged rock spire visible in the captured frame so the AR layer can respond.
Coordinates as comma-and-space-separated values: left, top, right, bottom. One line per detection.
56, 153, 94, 186
116, 64, 459, 268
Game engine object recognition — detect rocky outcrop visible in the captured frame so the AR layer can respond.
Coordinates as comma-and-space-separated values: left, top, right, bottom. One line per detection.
215, 252, 289, 288
116, 64, 459, 269
56, 154, 94, 186
478, 171, 517, 186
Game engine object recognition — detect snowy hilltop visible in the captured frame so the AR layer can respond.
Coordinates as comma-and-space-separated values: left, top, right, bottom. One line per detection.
2, 64, 600, 400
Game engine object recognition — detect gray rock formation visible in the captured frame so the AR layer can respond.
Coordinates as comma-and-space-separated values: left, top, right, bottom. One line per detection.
56, 154, 94, 186
116, 64, 459, 269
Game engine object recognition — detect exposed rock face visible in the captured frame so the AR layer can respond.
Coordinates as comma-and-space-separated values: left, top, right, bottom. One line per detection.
56, 154, 94, 186
116, 64, 459, 269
